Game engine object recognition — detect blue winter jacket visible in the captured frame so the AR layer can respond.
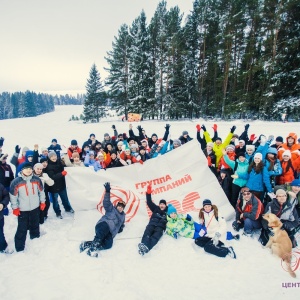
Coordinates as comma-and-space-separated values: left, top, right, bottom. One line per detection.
246, 166, 272, 193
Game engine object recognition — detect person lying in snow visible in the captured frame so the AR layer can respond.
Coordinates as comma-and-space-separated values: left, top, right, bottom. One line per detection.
80, 182, 126, 257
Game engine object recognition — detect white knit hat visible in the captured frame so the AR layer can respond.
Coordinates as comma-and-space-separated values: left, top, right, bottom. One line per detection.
282, 150, 291, 158
254, 152, 263, 160
246, 145, 255, 151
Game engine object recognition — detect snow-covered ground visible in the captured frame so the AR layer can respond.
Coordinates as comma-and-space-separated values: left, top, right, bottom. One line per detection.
0, 106, 299, 300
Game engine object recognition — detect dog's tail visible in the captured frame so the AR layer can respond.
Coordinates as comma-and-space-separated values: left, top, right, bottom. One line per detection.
283, 254, 296, 278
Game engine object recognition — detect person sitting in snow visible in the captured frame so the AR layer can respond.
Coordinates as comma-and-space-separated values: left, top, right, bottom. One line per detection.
194, 199, 237, 259
166, 204, 204, 240
138, 184, 168, 256
80, 182, 126, 257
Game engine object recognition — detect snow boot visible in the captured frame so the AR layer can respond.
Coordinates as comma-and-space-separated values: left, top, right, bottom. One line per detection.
228, 246, 237, 259
138, 243, 149, 256
79, 241, 92, 253
86, 240, 104, 258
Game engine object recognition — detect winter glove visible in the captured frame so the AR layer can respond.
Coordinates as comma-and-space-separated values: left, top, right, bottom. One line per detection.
40, 203, 46, 211
173, 232, 178, 239
61, 170, 67, 176
249, 134, 256, 142
146, 184, 153, 194
230, 126, 236, 133
212, 124, 218, 132
245, 124, 250, 131
13, 208, 20, 216
137, 125, 142, 132
112, 125, 116, 129
232, 221, 241, 232
267, 135, 274, 143
186, 214, 192, 221
201, 124, 206, 132
0, 137, 4, 147
165, 124, 170, 130
196, 124, 201, 132
104, 182, 111, 192
15, 145, 21, 154
212, 232, 221, 246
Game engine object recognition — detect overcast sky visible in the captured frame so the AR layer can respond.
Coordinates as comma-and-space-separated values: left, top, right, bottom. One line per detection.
0, 0, 193, 95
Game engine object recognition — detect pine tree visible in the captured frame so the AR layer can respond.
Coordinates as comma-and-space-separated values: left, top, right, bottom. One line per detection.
84, 64, 106, 122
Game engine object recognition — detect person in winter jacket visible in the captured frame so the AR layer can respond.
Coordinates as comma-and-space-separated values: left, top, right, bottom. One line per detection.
138, 184, 168, 255
45, 151, 74, 218
63, 152, 85, 167
47, 139, 62, 158
223, 151, 249, 208
245, 144, 255, 164
84, 150, 102, 171
278, 133, 300, 161
0, 183, 10, 253
259, 188, 299, 248
16, 150, 34, 175
194, 199, 237, 259
106, 151, 123, 168
203, 142, 217, 177
67, 139, 82, 159
178, 130, 193, 145
33, 162, 54, 224
79, 182, 126, 257
196, 124, 218, 150
0, 154, 14, 191
218, 169, 232, 201
276, 150, 300, 185
166, 204, 203, 239
9, 163, 45, 252
203, 125, 236, 167
232, 187, 263, 236
245, 152, 273, 201
10, 145, 29, 172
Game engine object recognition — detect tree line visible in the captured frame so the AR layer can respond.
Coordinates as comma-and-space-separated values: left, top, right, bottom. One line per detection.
0, 91, 84, 120
100, 0, 299, 121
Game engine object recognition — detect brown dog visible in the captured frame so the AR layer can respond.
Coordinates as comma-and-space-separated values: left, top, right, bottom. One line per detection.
262, 213, 296, 278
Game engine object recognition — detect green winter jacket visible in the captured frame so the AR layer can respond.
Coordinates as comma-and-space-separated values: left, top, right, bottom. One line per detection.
166, 214, 195, 239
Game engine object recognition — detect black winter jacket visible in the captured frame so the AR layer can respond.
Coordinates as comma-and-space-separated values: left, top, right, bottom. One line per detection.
45, 159, 66, 193
146, 193, 168, 230
0, 183, 9, 220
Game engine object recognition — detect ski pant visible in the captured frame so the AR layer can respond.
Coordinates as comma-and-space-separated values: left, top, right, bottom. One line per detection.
231, 183, 241, 208
141, 225, 164, 251
195, 236, 229, 258
244, 218, 262, 234
0, 218, 7, 251
50, 188, 72, 215
39, 192, 51, 224
94, 222, 113, 250
15, 207, 40, 252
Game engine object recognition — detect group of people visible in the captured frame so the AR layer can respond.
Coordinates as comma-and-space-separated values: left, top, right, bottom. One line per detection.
0, 122, 300, 259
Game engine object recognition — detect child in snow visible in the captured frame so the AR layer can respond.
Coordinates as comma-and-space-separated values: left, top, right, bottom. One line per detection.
194, 199, 237, 259
80, 182, 126, 257
9, 163, 45, 252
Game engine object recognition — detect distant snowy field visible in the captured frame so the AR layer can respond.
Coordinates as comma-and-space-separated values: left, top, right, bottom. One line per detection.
0, 106, 299, 300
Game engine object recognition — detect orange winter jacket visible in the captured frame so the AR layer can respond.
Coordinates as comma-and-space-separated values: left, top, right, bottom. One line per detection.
276, 156, 300, 185
277, 132, 300, 161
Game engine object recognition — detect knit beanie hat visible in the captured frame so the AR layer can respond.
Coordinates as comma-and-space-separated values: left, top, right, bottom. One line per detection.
237, 152, 246, 158
40, 157, 47, 164
51, 139, 57, 143
206, 142, 214, 148
226, 145, 235, 151
282, 150, 291, 158
104, 133, 110, 137
173, 139, 181, 146
203, 199, 212, 206
290, 179, 300, 187
159, 199, 167, 206
33, 163, 43, 170
21, 162, 32, 171
267, 147, 277, 155
275, 136, 283, 143
254, 153, 263, 160
246, 145, 255, 151
71, 139, 78, 146
48, 151, 57, 159
238, 140, 245, 145
167, 204, 177, 215
182, 130, 188, 136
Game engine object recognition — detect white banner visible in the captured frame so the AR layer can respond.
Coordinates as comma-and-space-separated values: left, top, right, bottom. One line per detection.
66, 140, 234, 240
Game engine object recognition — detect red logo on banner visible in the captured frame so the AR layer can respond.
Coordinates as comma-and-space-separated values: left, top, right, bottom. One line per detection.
96, 186, 140, 222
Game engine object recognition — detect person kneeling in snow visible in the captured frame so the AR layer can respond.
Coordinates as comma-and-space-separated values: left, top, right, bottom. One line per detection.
80, 182, 126, 257
138, 184, 168, 256
194, 199, 237, 259
166, 204, 203, 240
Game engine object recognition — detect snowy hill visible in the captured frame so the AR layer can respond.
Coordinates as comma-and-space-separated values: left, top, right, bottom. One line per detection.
0, 106, 299, 300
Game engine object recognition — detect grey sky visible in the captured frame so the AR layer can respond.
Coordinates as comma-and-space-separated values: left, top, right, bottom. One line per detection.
0, 0, 193, 95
